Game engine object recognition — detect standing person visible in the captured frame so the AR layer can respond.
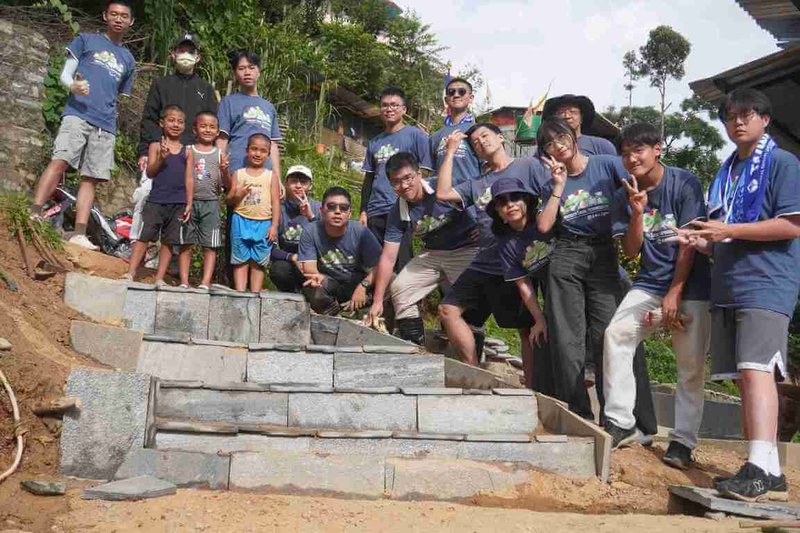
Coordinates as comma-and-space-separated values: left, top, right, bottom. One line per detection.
602, 123, 711, 454
542, 94, 616, 156
679, 89, 800, 502
429, 78, 481, 184
30, 0, 135, 250
138, 33, 217, 172
269, 165, 321, 293
360, 87, 432, 271
366, 152, 480, 345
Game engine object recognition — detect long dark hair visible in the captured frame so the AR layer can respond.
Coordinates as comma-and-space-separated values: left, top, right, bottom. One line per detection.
489, 193, 540, 236
536, 117, 577, 158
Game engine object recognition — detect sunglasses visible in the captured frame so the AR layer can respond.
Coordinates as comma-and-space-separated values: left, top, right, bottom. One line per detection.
495, 192, 527, 206
325, 202, 351, 213
446, 88, 469, 97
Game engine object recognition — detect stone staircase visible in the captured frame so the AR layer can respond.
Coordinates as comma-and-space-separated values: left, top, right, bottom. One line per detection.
60, 272, 610, 501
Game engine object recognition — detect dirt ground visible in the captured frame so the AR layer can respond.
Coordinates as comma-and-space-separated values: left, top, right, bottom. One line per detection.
0, 223, 792, 532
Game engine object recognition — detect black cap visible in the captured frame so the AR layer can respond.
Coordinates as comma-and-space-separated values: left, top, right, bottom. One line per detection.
541, 94, 596, 131
486, 177, 537, 216
173, 33, 200, 51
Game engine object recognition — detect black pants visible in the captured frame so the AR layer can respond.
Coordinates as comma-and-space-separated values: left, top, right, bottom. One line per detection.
368, 213, 413, 272
302, 276, 362, 315
269, 259, 305, 293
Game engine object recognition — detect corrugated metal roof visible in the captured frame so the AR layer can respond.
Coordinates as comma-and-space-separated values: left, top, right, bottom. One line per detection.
736, 0, 800, 45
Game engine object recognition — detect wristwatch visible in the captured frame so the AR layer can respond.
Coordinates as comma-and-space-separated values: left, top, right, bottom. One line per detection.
359, 279, 371, 289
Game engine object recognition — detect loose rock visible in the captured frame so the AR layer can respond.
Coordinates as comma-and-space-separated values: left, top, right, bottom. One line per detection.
20, 480, 66, 496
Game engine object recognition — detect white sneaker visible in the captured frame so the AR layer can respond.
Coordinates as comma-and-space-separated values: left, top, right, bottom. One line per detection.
68, 234, 99, 251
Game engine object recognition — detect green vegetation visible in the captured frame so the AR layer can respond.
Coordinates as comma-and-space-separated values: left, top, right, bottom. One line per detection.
0, 193, 63, 250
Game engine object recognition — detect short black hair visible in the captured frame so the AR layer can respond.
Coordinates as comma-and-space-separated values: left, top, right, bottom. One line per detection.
618, 122, 661, 150
247, 133, 271, 147
322, 186, 351, 204
446, 77, 473, 93
718, 88, 772, 122
161, 104, 184, 118
194, 111, 218, 124
229, 49, 261, 69
465, 122, 502, 138
536, 117, 576, 157
489, 193, 539, 236
380, 87, 406, 106
385, 152, 419, 178
106, 0, 132, 10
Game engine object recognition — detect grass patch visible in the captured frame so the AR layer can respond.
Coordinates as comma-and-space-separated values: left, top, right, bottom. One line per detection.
0, 192, 63, 250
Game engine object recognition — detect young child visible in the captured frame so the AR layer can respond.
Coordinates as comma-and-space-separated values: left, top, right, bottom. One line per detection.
227, 133, 281, 292
126, 105, 192, 284
184, 112, 228, 289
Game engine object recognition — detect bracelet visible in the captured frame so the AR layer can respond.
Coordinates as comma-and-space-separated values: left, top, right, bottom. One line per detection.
551, 194, 562, 199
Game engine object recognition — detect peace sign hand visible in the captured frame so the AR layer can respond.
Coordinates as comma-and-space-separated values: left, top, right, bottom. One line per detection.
541, 155, 567, 187
159, 136, 170, 159
621, 174, 647, 215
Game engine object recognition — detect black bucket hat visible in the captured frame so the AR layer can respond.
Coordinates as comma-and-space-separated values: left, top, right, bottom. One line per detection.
486, 177, 538, 217
541, 94, 596, 130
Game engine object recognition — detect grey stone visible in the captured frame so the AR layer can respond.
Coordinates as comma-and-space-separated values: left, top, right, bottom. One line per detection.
202, 382, 271, 392
82, 475, 176, 501
158, 285, 208, 294
259, 294, 310, 345
155, 432, 312, 454
334, 353, 444, 388
143, 333, 192, 343
127, 281, 156, 291
192, 338, 248, 348
248, 343, 305, 352
668, 485, 800, 520
463, 389, 493, 395
535, 434, 568, 443
159, 380, 204, 389
155, 291, 210, 339
443, 359, 516, 389
156, 420, 238, 434
317, 430, 393, 439
114, 449, 230, 489
156, 388, 288, 426
229, 451, 385, 498
64, 273, 128, 322
362, 345, 420, 354
309, 315, 339, 345
312, 437, 462, 459
0, 338, 10, 351
493, 388, 534, 396
258, 291, 306, 301
20, 480, 66, 496
334, 386, 400, 394
211, 288, 257, 298
70, 321, 143, 371
335, 319, 410, 347
391, 432, 465, 441
485, 338, 507, 348
247, 351, 333, 386
269, 384, 334, 393
60, 369, 151, 480
331, 346, 363, 353
123, 288, 156, 334
653, 391, 743, 440
400, 387, 462, 396
459, 439, 596, 478
208, 294, 260, 344
137, 341, 246, 383
306, 344, 338, 353
464, 434, 532, 443
288, 393, 416, 431
417, 396, 538, 435
239, 426, 317, 437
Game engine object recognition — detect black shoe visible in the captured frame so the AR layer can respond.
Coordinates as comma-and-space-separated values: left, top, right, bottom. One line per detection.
717, 462, 771, 502
714, 471, 788, 501
605, 422, 638, 450
662, 441, 693, 470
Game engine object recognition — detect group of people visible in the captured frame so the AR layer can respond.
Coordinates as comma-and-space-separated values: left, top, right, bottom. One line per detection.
30, 0, 800, 504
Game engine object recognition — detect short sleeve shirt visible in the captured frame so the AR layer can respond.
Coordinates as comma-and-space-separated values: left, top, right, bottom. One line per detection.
611, 166, 710, 300
430, 123, 481, 185
710, 148, 800, 316
62, 33, 135, 133
577, 135, 617, 156
218, 93, 282, 172
363, 126, 433, 218
298, 221, 382, 283
278, 198, 322, 254
499, 224, 552, 282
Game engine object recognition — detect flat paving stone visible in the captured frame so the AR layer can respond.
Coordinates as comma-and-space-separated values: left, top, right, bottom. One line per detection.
143, 333, 192, 343
159, 380, 204, 389
335, 319, 409, 347
334, 386, 400, 394
492, 388, 534, 396
669, 485, 800, 520
82, 475, 176, 501
306, 345, 338, 353
20, 480, 66, 496
156, 388, 288, 426
417, 395, 538, 435
391, 432, 465, 441
238, 425, 317, 437
334, 353, 444, 389
259, 294, 310, 345
123, 287, 157, 334
309, 315, 340, 345
535, 435, 568, 443
155, 432, 313, 454
459, 440, 595, 478
137, 341, 246, 383
208, 292, 261, 344
155, 291, 210, 339
248, 343, 305, 352
156, 420, 239, 434
114, 449, 230, 489
288, 393, 416, 431
247, 351, 333, 387
464, 433, 532, 443
401, 387, 462, 396
362, 345, 420, 354
462, 389, 493, 395
70, 321, 143, 371
64, 273, 128, 322
317, 430, 393, 439
202, 382, 271, 392
268, 384, 334, 393
193, 338, 248, 348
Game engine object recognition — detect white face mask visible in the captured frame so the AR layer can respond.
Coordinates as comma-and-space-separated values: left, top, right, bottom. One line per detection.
175, 52, 198, 72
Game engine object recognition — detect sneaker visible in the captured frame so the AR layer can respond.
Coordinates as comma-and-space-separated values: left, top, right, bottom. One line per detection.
198, 284, 210, 290
662, 441, 693, 470
717, 462, 771, 502
154, 279, 167, 289
605, 422, 639, 450
714, 471, 789, 502
178, 284, 189, 289
638, 433, 654, 447
68, 234, 99, 251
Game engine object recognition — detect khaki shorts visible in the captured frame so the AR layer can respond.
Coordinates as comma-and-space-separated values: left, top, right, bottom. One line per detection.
52, 115, 115, 181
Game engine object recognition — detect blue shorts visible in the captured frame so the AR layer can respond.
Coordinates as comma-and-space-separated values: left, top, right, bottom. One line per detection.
230, 213, 272, 267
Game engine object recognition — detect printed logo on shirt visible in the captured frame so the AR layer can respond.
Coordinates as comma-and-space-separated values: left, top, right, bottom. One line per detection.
415, 213, 452, 236
320, 248, 355, 270
436, 137, 470, 159
374, 144, 400, 165
560, 189, 610, 222
242, 183, 263, 206
242, 106, 273, 130
91, 50, 125, 80
283, 224, 303, 244
195, 158, 210, 181
522, 241, 552, 273
643, 210, 677, 243
476, 186, 492, 211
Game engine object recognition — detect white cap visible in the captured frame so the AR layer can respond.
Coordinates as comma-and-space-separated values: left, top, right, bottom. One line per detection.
285, 165, 313, 181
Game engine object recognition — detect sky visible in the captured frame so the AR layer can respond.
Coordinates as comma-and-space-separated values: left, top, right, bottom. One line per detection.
399, 0, 779, 120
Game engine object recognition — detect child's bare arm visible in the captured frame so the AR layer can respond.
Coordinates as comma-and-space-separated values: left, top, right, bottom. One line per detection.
146, 140, 164, 177
184, 149, 195, 209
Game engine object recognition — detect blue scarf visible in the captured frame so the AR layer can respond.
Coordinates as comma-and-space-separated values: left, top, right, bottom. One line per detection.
444, 112, 475, 127
708, 133, 776, 223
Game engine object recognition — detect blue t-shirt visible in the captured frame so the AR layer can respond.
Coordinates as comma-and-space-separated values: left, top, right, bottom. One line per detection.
710, 148, 800, 316
578, 135, 617, 156
430, 123, 481, 185
385, 178, 477, 251
362, 126, 433, 218
278, 198, 322, 254
611, 166, 710, 300
298, 221, 382, 283
62, 33, 135, 133
498, 224, 552, 281
148, 146, 188, 205
218, 93, 282, 172
453, 157, 549, 275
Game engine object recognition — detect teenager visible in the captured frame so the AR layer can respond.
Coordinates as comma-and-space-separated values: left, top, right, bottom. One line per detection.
429, 78, 481, 184
542, 94, 616, 156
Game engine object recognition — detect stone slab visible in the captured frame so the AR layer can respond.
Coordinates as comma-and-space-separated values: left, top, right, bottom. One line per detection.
309, 315, 340, 346
417, 396, 538, 435
668, 485, 800, 520
288, 393, 416, 431
311, 437, 463, 459
202, 382, 271, 392
208, 294, 260, 344
443, 358, 517, 389
156, 432, 312, 454
20, 480, 66, 496
159, 380, 204, 389
70, 321, 143, 371
238, 426, 317, 437
193, 338, 248, 348
401, 387, 461, 396
464, 434, 532, 443
392, 432, 465, 441
334, 353, 444, 388
114, 449, 230, 489
258, 294, 310, 345
493, 388, 534, 396
249, 343, 306, 352
362, 345, 420, 354
258, 291, 306, 301
229, 451, 385, 498
60, 369, 151, 480
334, 387, 400, 394
535, 434, 568, 443
154, 291, 210, 339
156, 420, 238, 434
306, 345, 338, 353
64, 272, 128, 323
459, 439, 596, 478
247, 351, 333, 387
82, 475, 176, 501
123, 288, 157, 334
143, 333, 192, 343
269, 384, 334, 393
654, 391, 743, 440
137, 341, 246, 383
156, 388, 288, 426
317, 430, 393, 439
335, 319, 410, 347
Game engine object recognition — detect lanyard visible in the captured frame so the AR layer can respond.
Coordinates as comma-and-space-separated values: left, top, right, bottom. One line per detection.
721, 157, 743, 223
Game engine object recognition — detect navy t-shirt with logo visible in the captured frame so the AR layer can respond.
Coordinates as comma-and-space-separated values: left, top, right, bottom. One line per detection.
63, 33, 135, 133
298, 220, 382, 283
218, 93, 282, 172
430, 123, 481, 184
498, 224, 553, 282
385, 178, 477, 251
453, 157, 549, 275
711, 148, 800, 316
577, 134, 617, 156
611, 166, 710, 300
278, 199, 322, 254
363, 126, 433, 218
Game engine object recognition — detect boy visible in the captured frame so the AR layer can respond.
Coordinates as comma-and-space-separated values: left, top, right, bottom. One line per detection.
603, 123, 710, 459
31, 0, 136, 250
429, 78, 481, 184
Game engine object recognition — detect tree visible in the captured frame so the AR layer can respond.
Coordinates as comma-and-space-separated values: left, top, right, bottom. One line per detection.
622, 50, 640, 126
636, 25, 691, 141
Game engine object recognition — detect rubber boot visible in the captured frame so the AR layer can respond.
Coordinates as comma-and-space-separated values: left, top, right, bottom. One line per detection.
396, 317, 425, 345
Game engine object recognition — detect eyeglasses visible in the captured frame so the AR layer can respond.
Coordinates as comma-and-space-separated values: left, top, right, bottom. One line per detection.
324, 202, 351, 213
495, 192, 526, 207
557, 107, 580, 117
380, 103, 404, 110
389, 173, 417, 189
725, 111, 758, 125
543, 134, 573, 153
446, 88, 469, 97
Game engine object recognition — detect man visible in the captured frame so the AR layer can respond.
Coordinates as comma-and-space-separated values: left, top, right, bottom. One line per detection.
681, 89, 800, 502
367, 152, 479, 344
542, 94, 616, 156
138, 33, 217, 171
603, 122, 710, 459
299, 186, 383, 315
30, 0, 135, 250
429, 78, 481, 183
360, 87, 432, 271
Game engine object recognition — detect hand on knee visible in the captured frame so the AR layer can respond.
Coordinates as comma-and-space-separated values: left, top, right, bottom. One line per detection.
438, 303, 461, 323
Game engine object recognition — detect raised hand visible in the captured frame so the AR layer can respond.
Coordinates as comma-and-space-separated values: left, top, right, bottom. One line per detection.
541, 155, 567, 187
298, 191, 313, 220
137, 155, 148, 172
159, 136, 169, 159
622, 174, 647, 215
220, 152, 229, 172
445, 131, 466, 154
